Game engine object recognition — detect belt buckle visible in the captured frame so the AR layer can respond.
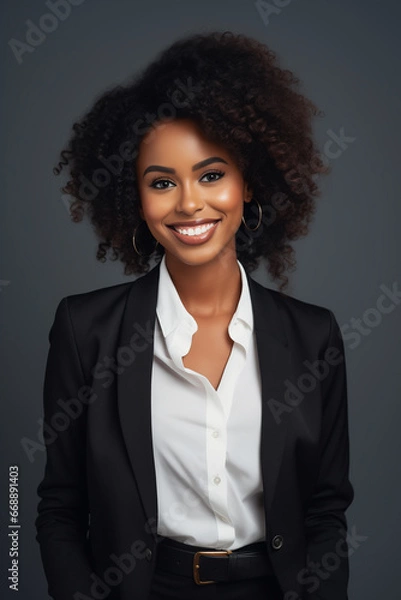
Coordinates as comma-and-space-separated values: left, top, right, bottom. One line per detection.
193, 549, 232, 585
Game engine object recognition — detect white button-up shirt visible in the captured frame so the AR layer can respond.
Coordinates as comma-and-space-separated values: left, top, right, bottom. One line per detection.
150, 254, 265, 550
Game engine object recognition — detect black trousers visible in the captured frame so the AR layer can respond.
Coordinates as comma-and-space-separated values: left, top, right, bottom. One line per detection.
148, 539, 284, 600
148, 569, 283, 599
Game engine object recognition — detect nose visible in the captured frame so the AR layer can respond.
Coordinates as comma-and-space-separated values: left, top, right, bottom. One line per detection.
176, 182, 205, 214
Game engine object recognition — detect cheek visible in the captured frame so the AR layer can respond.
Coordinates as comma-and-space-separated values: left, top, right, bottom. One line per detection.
139, 193, 163, 222
215, 182, 244, 210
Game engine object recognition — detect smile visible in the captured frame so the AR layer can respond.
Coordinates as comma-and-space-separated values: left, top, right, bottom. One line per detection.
167, 220, 220, 245
173, 222, 216, 236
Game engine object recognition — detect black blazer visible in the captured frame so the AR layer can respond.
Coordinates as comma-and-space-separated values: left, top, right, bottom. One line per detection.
35, 261, 354, 600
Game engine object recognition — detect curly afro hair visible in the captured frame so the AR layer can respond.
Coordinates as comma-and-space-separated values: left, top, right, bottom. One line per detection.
55, 30, 329, 292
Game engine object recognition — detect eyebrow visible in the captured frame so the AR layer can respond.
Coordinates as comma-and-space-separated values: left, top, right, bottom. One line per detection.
142, 156, 228, 178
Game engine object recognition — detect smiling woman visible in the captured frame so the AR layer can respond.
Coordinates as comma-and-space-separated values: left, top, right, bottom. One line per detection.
53, 30, 328, 291
36, 30, 354, 600
136, 119, 252, 272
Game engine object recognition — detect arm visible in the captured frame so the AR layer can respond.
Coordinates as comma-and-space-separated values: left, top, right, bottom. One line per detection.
35, 297, 95, 600
303, 309, 355, 599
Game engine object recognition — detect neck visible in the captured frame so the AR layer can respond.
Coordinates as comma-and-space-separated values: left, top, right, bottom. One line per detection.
164, 248, 242, 318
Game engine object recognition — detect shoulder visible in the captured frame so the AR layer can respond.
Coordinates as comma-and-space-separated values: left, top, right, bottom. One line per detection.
271, 285, 333, 321
247, 274, 340, 349
62, 280, 134, 320
248, 273, 335, 320
54, 268, 156, 335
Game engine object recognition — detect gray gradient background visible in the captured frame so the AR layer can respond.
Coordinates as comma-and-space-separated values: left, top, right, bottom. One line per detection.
1, 0, 400, 598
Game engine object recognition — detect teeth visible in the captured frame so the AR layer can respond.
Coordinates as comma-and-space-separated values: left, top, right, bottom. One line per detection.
174, 222, 216, 236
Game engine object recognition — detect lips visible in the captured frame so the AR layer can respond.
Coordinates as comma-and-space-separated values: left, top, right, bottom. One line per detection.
169, 221, 218, 235
167, 219, 220, 245
167, 219, 220, 230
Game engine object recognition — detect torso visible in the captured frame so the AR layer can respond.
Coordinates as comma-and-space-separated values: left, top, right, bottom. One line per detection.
182, 315, 234, 391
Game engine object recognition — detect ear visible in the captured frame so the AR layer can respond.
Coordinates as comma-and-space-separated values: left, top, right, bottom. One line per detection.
244, 182, 253, 204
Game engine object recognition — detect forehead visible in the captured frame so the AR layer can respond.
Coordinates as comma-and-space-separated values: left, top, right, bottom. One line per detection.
136, 118, 230, 165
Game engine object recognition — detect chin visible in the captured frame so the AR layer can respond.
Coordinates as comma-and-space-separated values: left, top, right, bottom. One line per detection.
166, 246, 236, 268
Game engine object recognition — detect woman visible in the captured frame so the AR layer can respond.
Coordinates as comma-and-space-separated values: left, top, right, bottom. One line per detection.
35, 31, 354, 600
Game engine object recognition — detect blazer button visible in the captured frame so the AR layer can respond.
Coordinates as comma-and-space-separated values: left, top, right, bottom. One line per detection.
271, 535, 284, 550
145, 548, 153, 561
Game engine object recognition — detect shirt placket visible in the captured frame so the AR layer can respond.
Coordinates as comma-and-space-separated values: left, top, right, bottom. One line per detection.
165, 310, 252, 549
203, 323, 250, 548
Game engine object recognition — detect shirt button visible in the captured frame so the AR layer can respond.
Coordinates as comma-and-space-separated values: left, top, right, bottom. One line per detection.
212, 430, 219, 438
271, 535, 284, 550
213, 476, 221, 485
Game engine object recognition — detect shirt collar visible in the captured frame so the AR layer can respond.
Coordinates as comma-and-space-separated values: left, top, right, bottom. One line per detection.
157, 252, 253, 330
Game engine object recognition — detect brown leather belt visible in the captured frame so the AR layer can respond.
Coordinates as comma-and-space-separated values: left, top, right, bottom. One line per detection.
155, 538, 274, 585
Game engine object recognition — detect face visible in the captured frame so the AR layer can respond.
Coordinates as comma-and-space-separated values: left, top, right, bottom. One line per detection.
135, 118, 252, 270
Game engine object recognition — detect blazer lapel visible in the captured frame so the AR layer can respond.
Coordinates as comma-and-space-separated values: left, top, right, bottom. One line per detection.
116, 262, 161, 532
116, 262, 291, 531
246, 272, 291, 516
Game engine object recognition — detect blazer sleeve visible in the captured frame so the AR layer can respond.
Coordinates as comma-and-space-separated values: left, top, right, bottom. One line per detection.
35, 297, 95, 600
304, 309, 355, 600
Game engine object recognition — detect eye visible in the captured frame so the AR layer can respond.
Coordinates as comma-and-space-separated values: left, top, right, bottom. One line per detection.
148, 169, 225, 190
200, 169, 225, 183
149, 178, 175, 190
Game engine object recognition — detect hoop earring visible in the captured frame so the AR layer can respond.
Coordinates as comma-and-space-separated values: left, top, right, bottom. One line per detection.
132, 221, 159, 257
241, 198, 262, 231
